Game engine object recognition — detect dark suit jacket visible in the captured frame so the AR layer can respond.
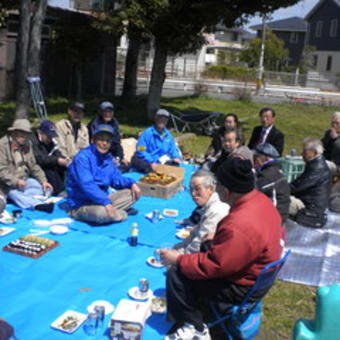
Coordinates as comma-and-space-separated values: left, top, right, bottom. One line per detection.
248, 125, 284, 156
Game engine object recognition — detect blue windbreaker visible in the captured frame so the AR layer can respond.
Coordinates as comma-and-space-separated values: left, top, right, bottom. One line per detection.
135, 126, 181, 163
66, 144, 136, 209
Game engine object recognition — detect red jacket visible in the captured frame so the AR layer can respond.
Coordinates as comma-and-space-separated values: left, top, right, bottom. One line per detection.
178, 190, 283, 286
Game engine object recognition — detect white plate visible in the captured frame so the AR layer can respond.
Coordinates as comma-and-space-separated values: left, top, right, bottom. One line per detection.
151, 297, 167, 314
146, 256, 164, 268
176, 227, 193, 240
51, 310, 87, 334
0, 211, 15, 224
87, 300, 114, 315
163, 209, 179, 218
50, 225, 69, 235
0, 227, 15, 237
128, 287, 153, 301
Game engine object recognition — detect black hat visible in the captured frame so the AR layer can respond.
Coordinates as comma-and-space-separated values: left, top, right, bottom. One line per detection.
69, 102, 85, 112
254, 143, 279, 158
216, 157, 255, 193
39, 120, 57, 138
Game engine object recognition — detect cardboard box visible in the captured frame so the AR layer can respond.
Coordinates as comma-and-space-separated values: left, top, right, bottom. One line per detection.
109, 299, 151, 340
138, 164, 185, 199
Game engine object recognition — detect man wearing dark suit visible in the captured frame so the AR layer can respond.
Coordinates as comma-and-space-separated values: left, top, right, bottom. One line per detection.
248, 108, 285, 156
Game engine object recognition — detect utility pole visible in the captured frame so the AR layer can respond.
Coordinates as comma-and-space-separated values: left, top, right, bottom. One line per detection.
256, 16, 266, 94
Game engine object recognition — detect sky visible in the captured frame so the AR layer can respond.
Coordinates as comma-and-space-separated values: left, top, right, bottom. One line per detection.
48, 0, 320, 30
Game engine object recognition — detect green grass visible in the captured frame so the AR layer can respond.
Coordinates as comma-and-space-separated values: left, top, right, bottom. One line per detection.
1, 94, 329, 338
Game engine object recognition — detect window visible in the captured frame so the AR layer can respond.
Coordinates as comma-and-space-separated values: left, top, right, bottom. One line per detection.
206, 48, 215, 54
313, 55, 318, 67
232, 32, 238, 42
330, 19, 338, 37
326, 56, 332, 71
290, 32, 299, 44
316, 21, 323, 37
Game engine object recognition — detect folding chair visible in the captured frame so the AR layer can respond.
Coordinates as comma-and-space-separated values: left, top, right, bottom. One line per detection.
208, 250, 291, 339
27, 76, 48, 121
170, 111, 221, 135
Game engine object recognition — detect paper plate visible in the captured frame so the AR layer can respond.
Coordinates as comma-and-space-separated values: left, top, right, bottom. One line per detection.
51, 310, 87, 334
50, 225, 69, 235
146, 256, 164, 268
87, 300, 114, 315
128, 287, 153, 301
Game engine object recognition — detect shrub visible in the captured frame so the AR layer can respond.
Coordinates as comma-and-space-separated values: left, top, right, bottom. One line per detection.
201, 65, 256, 82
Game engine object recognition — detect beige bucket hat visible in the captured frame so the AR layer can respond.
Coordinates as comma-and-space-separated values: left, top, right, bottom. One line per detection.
8, 119, 32, 133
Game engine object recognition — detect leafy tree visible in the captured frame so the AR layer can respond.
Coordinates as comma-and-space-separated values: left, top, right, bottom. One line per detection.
240, 29, 289, 71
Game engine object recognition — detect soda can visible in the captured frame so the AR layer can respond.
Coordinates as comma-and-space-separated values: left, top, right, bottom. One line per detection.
138, 278, 149, 293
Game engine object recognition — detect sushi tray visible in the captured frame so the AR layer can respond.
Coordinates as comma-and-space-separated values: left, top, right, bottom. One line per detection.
3, 235, 59, 259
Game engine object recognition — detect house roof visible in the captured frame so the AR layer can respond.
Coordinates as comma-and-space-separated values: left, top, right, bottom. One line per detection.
250, 16, 307, 32
305, 0, 340, 20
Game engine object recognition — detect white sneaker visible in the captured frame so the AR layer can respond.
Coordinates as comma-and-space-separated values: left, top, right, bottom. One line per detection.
164, 322, 211, 340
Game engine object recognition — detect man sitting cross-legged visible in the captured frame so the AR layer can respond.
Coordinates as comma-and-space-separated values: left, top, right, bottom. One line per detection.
160, 158, 283, 340
67, 124, 141, 225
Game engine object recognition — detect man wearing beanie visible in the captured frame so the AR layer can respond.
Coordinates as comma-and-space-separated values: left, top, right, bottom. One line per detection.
160, 158, 283, 340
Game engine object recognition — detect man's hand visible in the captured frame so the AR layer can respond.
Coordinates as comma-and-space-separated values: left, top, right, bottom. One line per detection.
42, 182, 53, 194
16, 179, 26, 190
172, 158, 181, 164
105, 204, 118, 218
202, 232, 215, 242
159, 249, 180, 265
150, 163, 158, 172
57, 157, 69, 167
121, 159, 129, 165
131, 183, 142, 201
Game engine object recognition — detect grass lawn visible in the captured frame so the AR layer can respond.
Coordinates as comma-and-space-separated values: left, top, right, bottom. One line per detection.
1, 94, 329, 338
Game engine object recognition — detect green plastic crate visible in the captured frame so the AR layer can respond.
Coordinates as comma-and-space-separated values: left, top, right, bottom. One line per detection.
280, 156, 305, 183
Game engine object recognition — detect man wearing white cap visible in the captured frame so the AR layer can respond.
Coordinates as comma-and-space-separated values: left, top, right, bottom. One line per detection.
131, 109, 182, 173
0, 119, 54, 212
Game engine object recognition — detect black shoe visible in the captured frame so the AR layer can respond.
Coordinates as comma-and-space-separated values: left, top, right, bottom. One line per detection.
35, 203, 54, 213
126, 207, 138, 216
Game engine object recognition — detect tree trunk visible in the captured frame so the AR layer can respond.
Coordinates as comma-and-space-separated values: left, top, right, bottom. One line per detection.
15, 0, 32, 119
147, 40, 168, 120
122, 30, 141, 103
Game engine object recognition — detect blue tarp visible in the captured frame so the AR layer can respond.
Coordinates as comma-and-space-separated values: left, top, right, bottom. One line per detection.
0, 164, 197, 339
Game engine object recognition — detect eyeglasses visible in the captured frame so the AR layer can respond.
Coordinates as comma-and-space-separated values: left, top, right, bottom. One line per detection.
331, 121, 340, 125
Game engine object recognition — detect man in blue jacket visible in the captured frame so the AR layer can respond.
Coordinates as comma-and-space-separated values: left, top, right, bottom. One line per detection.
67, 124, 141, 225
131, 109, 182, 173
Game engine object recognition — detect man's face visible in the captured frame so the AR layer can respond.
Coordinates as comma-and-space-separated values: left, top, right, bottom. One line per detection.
302, 145, 316, 162
94, 132, 112, 154
39, 131, 52, 144
331, 116, 340, 133
68, 108, 84, 123
260, 110, 275, 128
12, 130, 29, 146
101, 109, 114, 123
154, 115, 169, 132
253, 154, 267, 169
190, 177, 214, 207
224, 116, 236, 129
223, 132, 239, 152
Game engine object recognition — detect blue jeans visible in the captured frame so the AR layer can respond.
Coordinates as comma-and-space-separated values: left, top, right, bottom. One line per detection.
8, 178, 44, 209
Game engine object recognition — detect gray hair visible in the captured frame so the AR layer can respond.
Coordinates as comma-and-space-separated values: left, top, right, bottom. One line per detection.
332, 112, 340, 120
303, 137, 323, 156
191, 169, 217, 189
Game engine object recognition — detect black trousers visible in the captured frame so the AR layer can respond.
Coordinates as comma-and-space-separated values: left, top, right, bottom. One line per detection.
130, 155, 180, 174
166, 266, 267, 330
44, 166, 66, 196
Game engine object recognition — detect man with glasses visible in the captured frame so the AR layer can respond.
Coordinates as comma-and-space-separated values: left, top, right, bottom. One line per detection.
131, 109, 181, 173
56, 102, 89, 160
322, 111, 340, 175
66, 125, 141, 225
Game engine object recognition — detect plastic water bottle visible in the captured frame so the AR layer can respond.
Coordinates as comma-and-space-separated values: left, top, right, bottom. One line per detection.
130, 223, 138, 246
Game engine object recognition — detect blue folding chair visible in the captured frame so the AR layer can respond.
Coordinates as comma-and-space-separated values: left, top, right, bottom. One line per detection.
208, 250, 291, 339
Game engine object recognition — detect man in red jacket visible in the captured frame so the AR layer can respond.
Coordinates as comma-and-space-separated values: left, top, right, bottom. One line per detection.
160, 158, 283, 340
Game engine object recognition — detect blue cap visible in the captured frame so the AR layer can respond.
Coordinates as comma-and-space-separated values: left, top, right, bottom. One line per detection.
254, 143, 279, 158
39, 120, 57, 138
93, 124, 114, 136
99, 101, 114, 111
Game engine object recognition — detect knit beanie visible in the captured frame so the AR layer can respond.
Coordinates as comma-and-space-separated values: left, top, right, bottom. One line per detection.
216, 157, 255, 193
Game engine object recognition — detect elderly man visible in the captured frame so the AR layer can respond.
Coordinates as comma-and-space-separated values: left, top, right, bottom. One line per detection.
0, 119, 54, 212
131, 109, 181, 173
160, 158, 283, 340
248, 107, 284, 156
67, 124, 141, 225
322, 111, 340, 175
254, 143, 290, 224
31, 120, 70, 196
173, 170, 229, 254
211, 127, 252, 173
88, 101, 127, 170
56, 102, 89, 160
290, 138, 331, 228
